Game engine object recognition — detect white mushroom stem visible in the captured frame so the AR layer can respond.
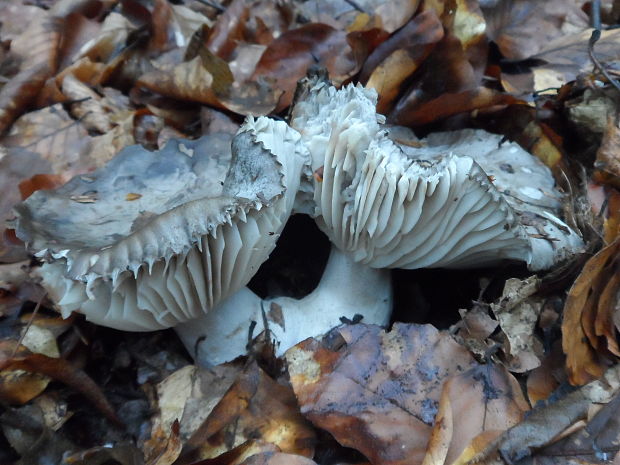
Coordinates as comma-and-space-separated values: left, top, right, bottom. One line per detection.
174, 247, 392, 366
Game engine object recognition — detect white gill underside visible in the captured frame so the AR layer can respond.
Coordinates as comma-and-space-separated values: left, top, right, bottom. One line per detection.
291, 83, 531, 270
318, 135, 529, 269
41, 206, 281, 331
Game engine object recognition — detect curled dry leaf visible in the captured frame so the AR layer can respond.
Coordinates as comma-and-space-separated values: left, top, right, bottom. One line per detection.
490, 276, 544, 373
206, 0, 250, 60
0, 340, 53, 404
181, 362, 315, 462
144, 420, 182, 465
137, 55, 279, 116
77, 12, 136, 63
602, 188, 620, 243
185, 440, 280, 465
149, 362, 314, 464
0, 342, 121, 425
562, 238, 620, 385
286, 323, 478, 465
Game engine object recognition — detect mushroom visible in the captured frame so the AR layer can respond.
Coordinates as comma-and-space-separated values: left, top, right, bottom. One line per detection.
178, 78, 583, 366
13, 78, 583, 368
13, 117, 310, 333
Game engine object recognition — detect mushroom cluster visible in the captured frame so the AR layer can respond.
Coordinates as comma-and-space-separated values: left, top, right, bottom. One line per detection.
13, 77, 583, 366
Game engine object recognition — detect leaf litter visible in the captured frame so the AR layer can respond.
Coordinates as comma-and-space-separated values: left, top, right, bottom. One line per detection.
1, 0, 620, 464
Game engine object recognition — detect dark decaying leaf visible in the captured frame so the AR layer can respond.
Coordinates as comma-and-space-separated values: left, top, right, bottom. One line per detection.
286, 323, 478, 465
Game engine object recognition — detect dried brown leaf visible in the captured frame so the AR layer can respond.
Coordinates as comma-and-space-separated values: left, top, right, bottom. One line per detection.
526, 342, 565, 406
0, 340, 51, 404
57, 13, 102, 71
286, 323, 478, 465
18, 173, 67, 200
422, 365, 529, 465
390, 87, 518, 126
481, 0, 588, 60
77, 12, 136, 63
502, 28, 620, 94
595, 117, 620, 190
206, 0, 249, 60
252, 23, 362, 111
362, 10, 444, 114
144, 420, 182, 465
563, 239, 620, 385
62, 74, 112, 133
137, 56, 222, 107
0, 64, 54, 135
88, 113, 136, 166
2, 103, 92, 174
182, 362, 315, 462
490, 276, 544, 373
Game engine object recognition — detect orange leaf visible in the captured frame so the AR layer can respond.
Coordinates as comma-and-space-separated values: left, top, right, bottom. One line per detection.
18, 174, 67, 200
562, 240, 620, 384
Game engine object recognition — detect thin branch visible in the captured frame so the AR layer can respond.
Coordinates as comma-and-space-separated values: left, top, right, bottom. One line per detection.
588, 29, 620, 96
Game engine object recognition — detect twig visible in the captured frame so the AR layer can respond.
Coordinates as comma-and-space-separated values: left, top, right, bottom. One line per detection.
9, 292, 47, 359
591, 0, 601, 30
344, 0, 370, 14
588, 29, 620, 96
194, 0, 225, 12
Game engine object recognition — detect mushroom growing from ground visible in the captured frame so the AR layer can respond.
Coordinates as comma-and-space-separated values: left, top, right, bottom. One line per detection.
174, 78, 584, 366
13, 79, 584, 368
13, 117, 310, 333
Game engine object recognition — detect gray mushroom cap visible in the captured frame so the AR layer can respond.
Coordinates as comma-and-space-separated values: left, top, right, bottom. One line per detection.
290, 80, 582, 271
13, 117, 310, 330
